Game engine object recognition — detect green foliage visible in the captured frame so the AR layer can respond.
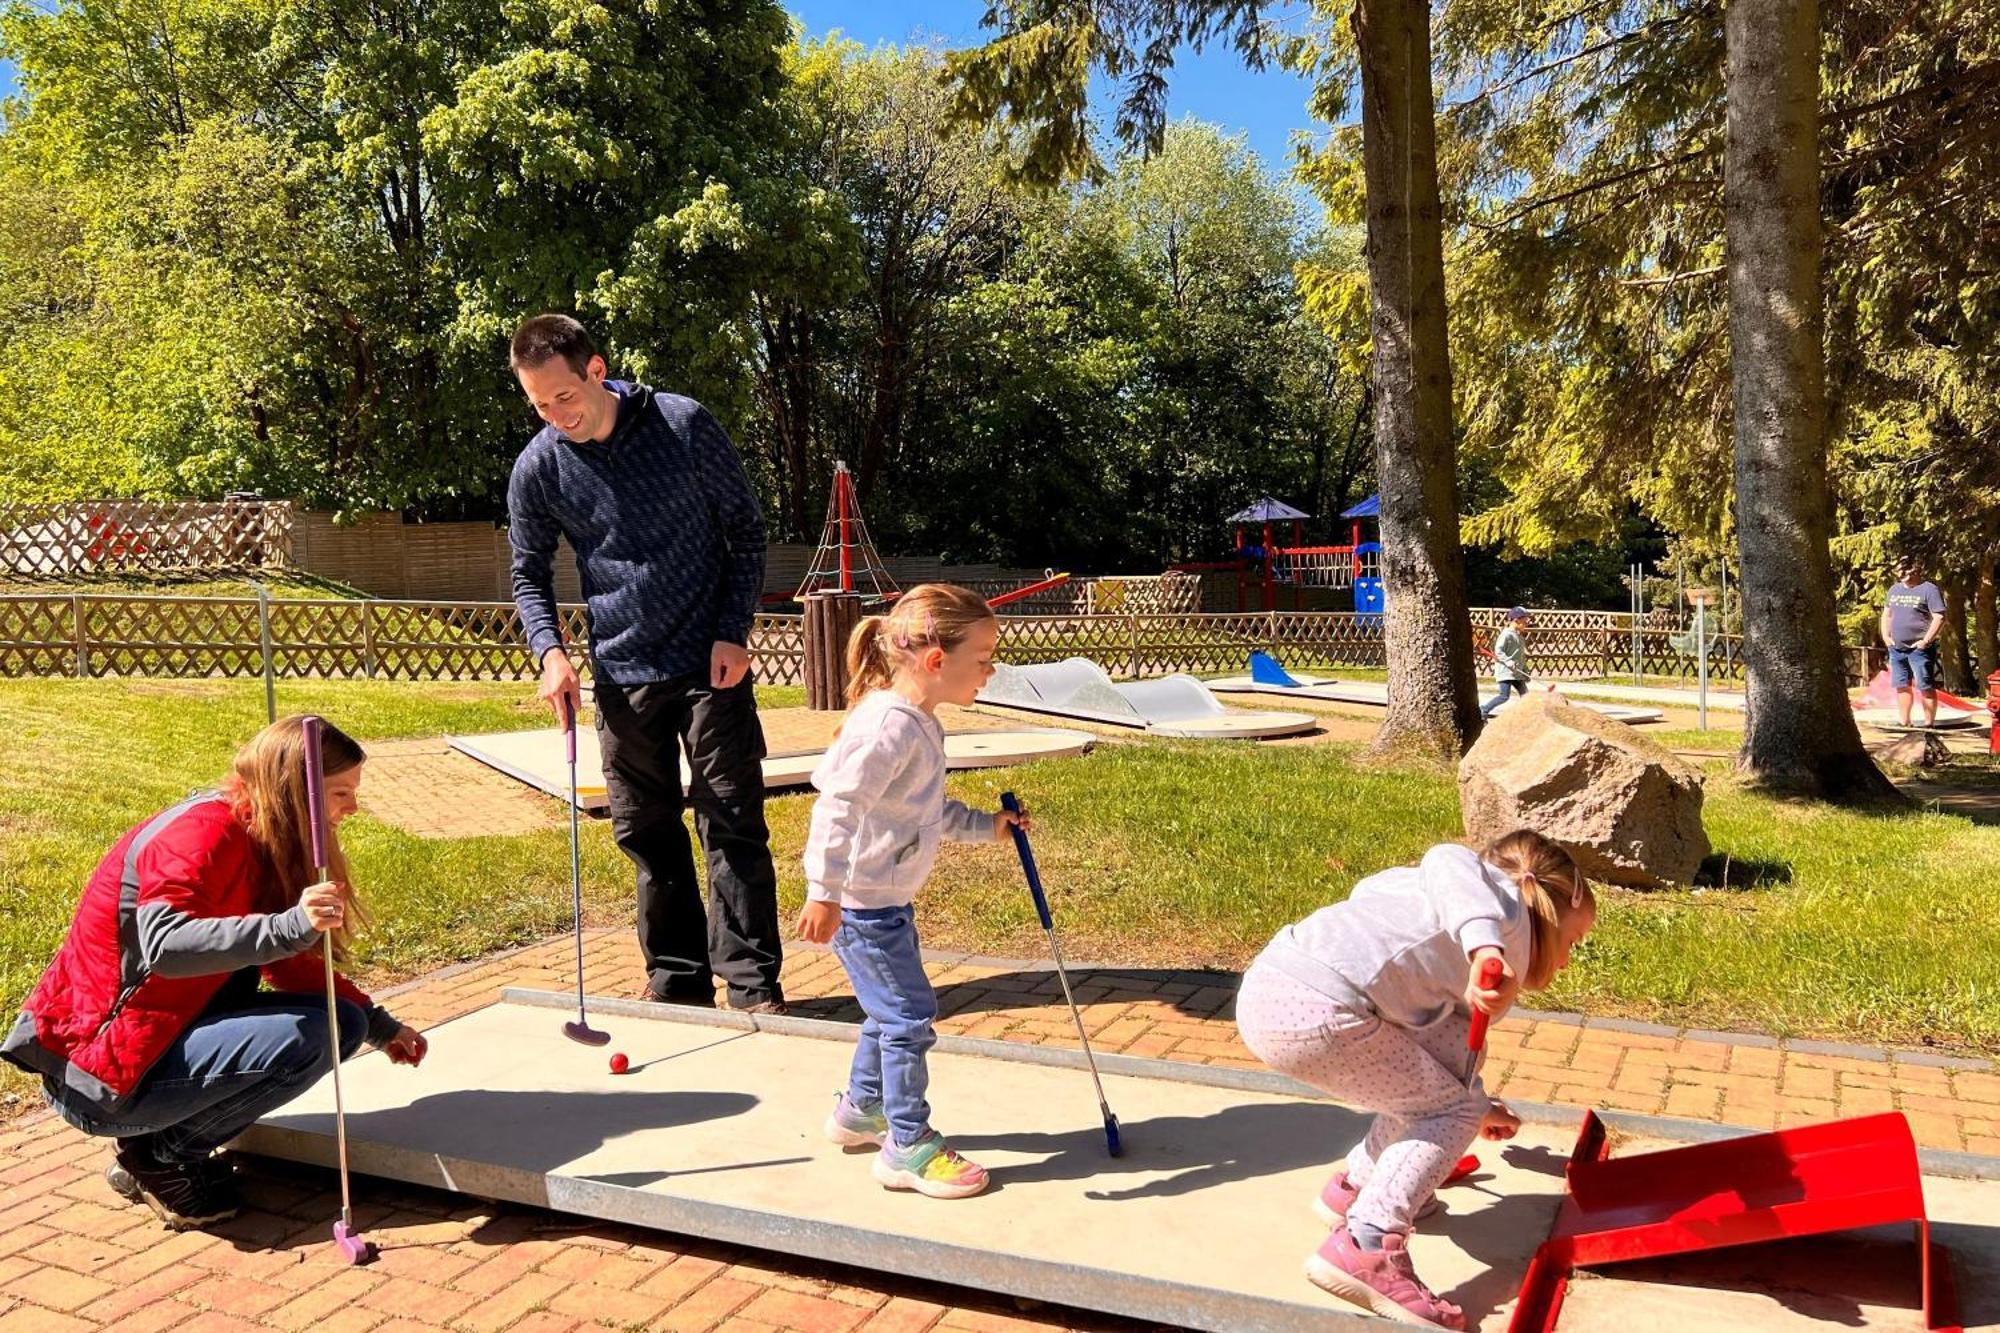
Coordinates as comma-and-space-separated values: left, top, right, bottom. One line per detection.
745, 41, 1367, 569
0, 0, 822, 513
944, 1, 1274, 185
1353, 0, 2000, 623
891, 121, 1367, 567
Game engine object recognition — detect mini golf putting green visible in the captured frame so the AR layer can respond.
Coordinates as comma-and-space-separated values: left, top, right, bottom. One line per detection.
448, 725, 1095, 812
235, 992, 2000, 1331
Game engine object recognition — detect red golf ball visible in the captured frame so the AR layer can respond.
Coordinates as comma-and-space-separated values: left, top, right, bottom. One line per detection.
609, 1052, 629, 1074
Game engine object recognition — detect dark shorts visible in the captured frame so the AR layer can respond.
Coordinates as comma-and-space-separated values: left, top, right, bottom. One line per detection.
1889, 644, 1938, 692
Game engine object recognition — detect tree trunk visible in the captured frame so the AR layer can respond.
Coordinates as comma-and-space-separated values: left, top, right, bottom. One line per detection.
753, 299, 817, 540
1940, 575, 1973, 695
1975, 542, 1997, 685
1353, 0, 1480, 761
1725, 0, 1900, 803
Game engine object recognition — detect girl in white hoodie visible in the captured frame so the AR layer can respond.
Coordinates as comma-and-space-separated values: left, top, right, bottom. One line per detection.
797, 583, 1027, 1199
1236, 832, 1596, 1329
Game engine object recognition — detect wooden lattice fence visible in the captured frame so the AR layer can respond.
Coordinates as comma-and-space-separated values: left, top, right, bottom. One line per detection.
0, 595, 1828, 689
0, 500, 294, 576
0, 595, 806, 686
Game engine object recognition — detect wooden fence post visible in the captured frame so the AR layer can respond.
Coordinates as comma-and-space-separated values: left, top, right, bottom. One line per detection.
1127, 614, 1141, 679
256, 585, 275, 723
804, 592, 863, 709
361, 601, 377, 679
72, 593, 87, 678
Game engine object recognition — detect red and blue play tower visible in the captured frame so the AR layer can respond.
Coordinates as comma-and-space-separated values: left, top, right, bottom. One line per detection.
1180, 495, 1382, 613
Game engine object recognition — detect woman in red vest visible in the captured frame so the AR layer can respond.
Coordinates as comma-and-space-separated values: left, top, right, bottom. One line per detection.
3, 716, 426, 1229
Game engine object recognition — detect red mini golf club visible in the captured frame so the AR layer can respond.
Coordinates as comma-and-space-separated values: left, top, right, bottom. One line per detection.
558, 696, 609, 1048
1465, 955, 1505, 1087
302, 716, 375, 1265
1452, 954, 1509, 1180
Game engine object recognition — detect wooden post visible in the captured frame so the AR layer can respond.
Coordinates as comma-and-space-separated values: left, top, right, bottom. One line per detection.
804, 592, 864, 710
72, 593, 87, 678
256, 584, 276, 723
361, 601, 377, 679
1128, 614, 1141, 679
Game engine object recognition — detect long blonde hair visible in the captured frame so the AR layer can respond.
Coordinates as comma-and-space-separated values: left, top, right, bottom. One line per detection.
845, 583, 997, 705
220, 715, 370, 960
1483, 830, 1594, 991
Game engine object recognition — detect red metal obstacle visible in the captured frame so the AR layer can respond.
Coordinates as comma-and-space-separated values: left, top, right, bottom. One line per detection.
1855, 668, 1978, 714
788, 461, 1070, 611
794, 461, 899, 605
1509, 1110, 1961, 1332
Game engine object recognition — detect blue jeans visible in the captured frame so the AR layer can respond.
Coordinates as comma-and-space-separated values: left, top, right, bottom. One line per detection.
45, 976, 367, 1166
1481, 679, 1529, 718
1889, 644, 1937, 693
832, 905, 937, 1147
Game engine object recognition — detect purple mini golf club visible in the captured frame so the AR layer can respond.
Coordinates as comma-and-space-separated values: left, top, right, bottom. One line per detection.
303, 715, 376, 1265
558, 696, 609, 1047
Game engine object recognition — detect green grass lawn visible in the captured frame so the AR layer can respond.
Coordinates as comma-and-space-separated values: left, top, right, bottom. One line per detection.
4, 678, 1996, 1118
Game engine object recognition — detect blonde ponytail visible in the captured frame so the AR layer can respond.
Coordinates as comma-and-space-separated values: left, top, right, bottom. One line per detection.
1483, 829, 1594, 991
845, 616, 896, 704
843, 583, 998, 706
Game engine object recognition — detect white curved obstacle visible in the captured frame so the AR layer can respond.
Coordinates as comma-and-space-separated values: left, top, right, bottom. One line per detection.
978, 659, 1316, 739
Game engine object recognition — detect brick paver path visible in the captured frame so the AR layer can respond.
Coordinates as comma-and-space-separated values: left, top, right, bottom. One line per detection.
358, 740, 568, 840
4, 932, 1995, 1333
358, 706, 1118, 841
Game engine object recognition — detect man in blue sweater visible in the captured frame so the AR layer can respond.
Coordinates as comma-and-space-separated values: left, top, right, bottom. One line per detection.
506, 314, 784, 1013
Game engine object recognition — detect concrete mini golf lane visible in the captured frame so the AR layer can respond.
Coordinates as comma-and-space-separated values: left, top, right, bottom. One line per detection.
237, 994, 2000, 1332
240, 993, 1570, 1330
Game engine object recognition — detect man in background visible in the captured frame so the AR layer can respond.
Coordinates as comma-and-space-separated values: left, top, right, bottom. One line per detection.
1880, 556, 1945, 728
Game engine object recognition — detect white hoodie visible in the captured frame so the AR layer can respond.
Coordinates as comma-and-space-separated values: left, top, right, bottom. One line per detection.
1255, 844, 1533, 1031
803, 690, 997, 909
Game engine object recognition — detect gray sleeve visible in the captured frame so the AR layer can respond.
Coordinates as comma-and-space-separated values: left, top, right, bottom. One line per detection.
136, 901, 319, 978
364, 1004, 402, 1046
941, 798, 997, 843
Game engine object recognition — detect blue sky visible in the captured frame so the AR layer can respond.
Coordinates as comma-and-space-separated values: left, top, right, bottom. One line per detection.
1, 3, 1327, 177
789, 0, 1324, 177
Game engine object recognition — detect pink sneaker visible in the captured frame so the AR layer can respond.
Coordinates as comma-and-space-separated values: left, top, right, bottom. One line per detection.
1312, 1172, 1361, 1226
1312, 1172, 1441, 1228
1305, 1225, 1465, 1329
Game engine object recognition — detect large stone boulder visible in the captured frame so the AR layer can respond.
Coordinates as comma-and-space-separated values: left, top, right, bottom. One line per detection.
1459, 693, 1709, 888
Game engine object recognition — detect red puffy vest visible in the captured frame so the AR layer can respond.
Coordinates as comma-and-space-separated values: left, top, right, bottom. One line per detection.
22, 794, 373, 1099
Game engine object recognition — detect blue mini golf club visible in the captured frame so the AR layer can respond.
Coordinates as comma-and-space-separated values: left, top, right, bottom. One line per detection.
1000, 791, 1122, 1157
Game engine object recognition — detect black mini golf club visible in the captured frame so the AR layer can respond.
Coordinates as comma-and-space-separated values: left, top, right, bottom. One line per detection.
1000, 791, 1122, 1157
558, 695, 609, 1047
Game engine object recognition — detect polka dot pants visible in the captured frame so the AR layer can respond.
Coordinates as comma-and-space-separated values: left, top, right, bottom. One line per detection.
1235, 961, 1488, 1236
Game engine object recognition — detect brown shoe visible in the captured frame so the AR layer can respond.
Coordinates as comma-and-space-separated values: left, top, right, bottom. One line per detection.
739, 999, 789, 1017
